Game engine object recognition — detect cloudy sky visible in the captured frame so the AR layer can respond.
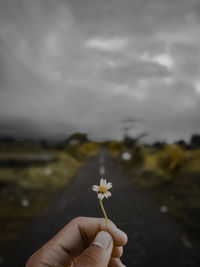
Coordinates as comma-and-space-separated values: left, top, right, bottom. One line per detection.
0, 0, 200, 142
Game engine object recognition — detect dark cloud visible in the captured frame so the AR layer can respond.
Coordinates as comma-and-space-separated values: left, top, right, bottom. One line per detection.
66, 0, 198, 35
0, 116, 75, 140
0, 0, 199, 142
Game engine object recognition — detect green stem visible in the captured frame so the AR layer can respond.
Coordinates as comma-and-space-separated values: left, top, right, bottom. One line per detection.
99, 199, 108, 230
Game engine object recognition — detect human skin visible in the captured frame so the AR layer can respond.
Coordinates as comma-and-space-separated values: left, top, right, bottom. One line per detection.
26, 217, 128, 267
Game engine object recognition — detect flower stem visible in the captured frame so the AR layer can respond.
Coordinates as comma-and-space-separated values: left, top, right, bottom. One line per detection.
99, 199, 108, 230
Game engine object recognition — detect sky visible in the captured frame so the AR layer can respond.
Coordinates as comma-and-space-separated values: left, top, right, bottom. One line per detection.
0, 0, 200, 142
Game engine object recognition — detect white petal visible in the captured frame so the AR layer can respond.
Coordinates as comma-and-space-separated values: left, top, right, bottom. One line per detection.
106, 182, 112, 190
100, 179, 104, 186
100, 178, 106, 186
105, 191, 111, 198
92, 185, 99, 192
98, 193, 105, 200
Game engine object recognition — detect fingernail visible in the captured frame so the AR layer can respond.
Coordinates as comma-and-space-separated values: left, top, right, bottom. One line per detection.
93, 231, 113, 249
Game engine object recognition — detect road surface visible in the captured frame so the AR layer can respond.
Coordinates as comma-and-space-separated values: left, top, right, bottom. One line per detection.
3, 150, 199, 266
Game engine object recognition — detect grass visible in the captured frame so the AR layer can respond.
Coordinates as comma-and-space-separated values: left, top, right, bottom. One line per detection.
0, 142, 99, 258
108, 141, 200, 248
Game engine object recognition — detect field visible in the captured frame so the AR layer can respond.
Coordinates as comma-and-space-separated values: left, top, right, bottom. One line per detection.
0, 141, 99, 259
108, 141, 200, 248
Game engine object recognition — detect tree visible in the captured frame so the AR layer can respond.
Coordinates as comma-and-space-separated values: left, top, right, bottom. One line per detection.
190, 134, 200, 149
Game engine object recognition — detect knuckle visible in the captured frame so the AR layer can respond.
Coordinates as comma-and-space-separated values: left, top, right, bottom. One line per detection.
107, 219, 115, 226
26, 257, 34, 267
99, 217, 114, 228
77, 248, 102, 266
25, 251, 40, 267
71, 216, 84, 224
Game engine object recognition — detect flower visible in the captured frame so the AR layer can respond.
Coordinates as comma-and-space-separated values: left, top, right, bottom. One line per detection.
92, 178, 113, 230
92, 178, 112, 200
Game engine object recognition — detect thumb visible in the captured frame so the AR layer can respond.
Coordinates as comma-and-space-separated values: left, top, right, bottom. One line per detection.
75, 231, 113, 267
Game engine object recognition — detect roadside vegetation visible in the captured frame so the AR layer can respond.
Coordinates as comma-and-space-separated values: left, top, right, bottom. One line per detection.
107, 138, 200, 248
0, 135, 99, 259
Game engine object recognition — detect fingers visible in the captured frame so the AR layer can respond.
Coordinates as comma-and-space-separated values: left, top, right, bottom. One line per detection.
112, 246, 123, 258
108, 257, 126, 267
52, 217, 127, 258
26, 217, 127, 267
74, 231, 113, 267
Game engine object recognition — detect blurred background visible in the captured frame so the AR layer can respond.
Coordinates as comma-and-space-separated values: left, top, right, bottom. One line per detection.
0, 0, 200, 265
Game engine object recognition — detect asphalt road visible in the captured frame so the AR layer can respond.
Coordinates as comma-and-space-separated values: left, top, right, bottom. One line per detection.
3, 150, 200, 266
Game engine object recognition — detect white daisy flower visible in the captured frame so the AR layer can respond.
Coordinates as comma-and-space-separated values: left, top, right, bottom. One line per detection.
92, 178, 112, 200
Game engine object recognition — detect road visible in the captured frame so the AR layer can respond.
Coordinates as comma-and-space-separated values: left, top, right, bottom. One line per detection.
3, 150, 200, 266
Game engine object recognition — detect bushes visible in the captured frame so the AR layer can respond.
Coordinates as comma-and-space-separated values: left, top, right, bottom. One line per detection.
0, 142, 99, 257
65, 142, 99, 161
157, 145, 186, 176
109, 142, 200, 246
107, 141, 126, 157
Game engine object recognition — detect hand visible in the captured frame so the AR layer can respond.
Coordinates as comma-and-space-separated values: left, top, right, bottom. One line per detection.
26, 217, 128, 267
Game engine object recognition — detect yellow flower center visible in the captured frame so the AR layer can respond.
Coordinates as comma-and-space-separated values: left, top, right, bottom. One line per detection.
99, 185, 107, 194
